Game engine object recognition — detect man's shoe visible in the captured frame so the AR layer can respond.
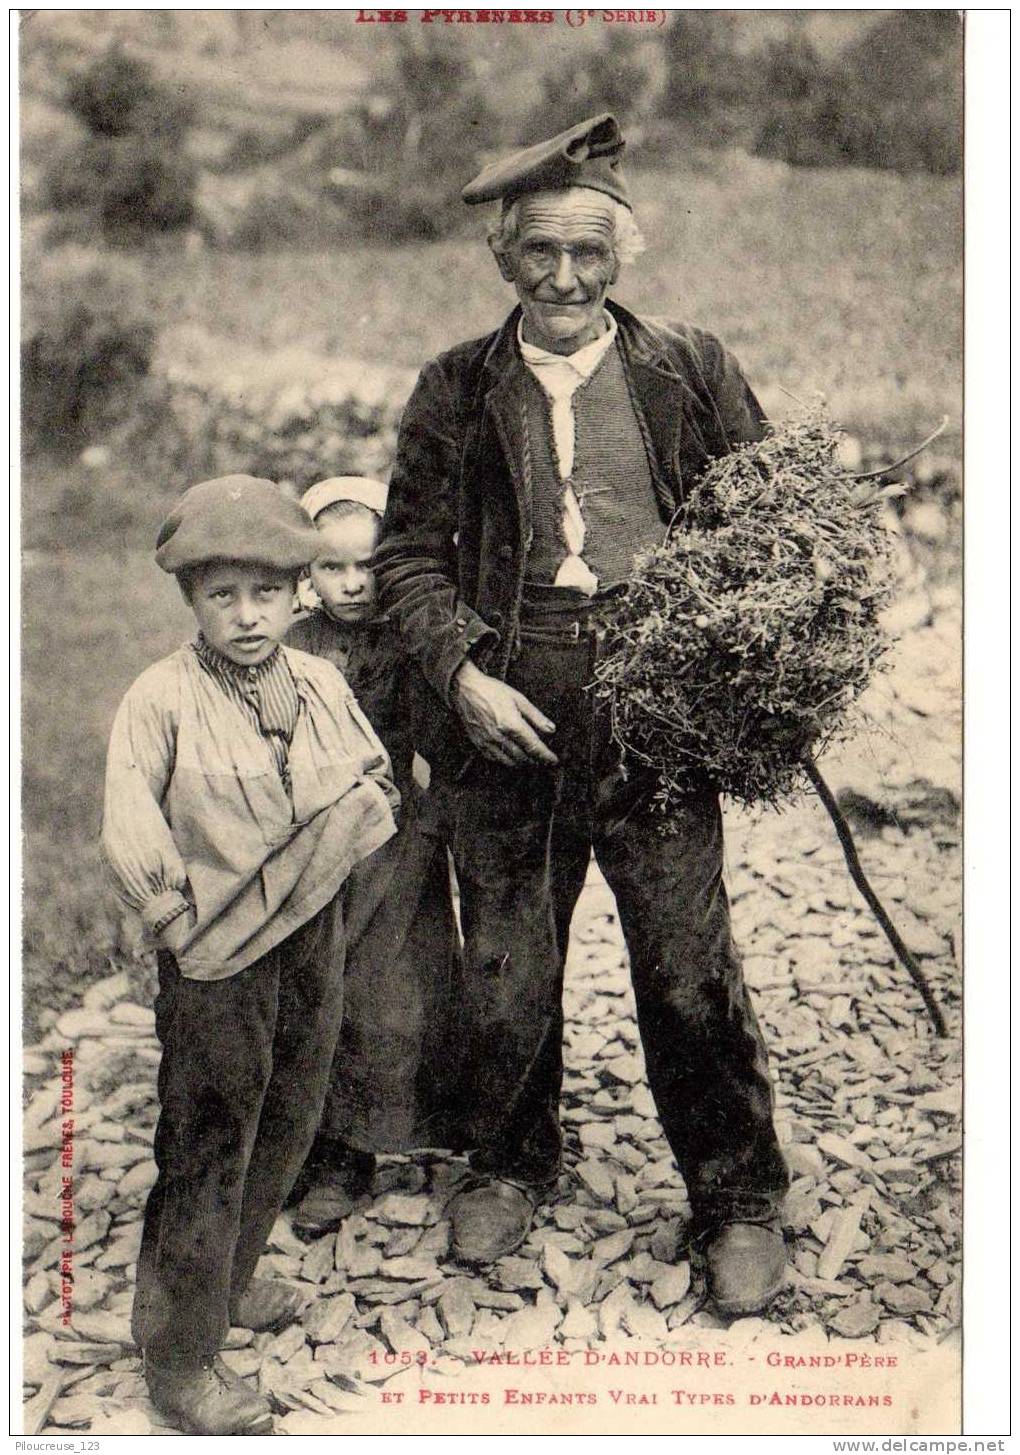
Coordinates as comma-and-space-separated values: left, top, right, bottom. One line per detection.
145, 1359, 273, 1435
229, 1278, 305, 1333
292, 1148, 376, 1242
705, 1222, 787, 1316
449, 1178, 536, 1265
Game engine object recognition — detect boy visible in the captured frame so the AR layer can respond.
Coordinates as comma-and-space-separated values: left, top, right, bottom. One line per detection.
101, 475, 399, 1435
287, 478, 463, 1239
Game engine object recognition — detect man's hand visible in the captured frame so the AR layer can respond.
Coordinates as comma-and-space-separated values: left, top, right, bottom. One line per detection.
452, 659, 558, 767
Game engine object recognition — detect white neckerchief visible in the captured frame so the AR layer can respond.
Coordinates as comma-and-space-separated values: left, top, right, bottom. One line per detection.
518, 311, 618, 595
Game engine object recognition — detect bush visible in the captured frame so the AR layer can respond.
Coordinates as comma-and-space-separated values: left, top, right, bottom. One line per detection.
21, 248, 155, 456
752, 14, 962, 175
45, 134, 197, 242
659, 12, 753, 144
336, 33, 499, 242
654, 12, 961, 177
43, 47, 197, 243
527, 34, 652, 143
66, 47, 194, 140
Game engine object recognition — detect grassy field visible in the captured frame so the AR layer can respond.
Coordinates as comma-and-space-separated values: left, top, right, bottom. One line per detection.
20, 156, 962, 1039
147, 158, 962, 448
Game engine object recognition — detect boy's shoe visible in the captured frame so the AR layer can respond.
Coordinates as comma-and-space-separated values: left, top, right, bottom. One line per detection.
229, 1278, 306, 1333
292, 1146, 377, 1242
448, 1177, 538, 1265
704, 1221, 787, 1315
145, 1359, 273, 1436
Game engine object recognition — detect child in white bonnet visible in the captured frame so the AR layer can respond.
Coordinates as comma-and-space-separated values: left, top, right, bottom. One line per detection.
288, 476, 464, 1236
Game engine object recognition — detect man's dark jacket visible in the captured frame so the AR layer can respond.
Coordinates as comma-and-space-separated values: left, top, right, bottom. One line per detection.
375, 299, 766, 715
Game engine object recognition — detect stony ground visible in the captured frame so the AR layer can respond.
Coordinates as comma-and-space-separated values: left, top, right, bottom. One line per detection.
21, 584, 961, 1437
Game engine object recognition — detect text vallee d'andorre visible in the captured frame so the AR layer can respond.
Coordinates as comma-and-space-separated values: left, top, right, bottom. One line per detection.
469, 1349, 898, 1368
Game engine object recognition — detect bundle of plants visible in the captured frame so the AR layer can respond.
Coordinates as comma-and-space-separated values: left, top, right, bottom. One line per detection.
594, 407, 894, 811
595, 406, 949, 1036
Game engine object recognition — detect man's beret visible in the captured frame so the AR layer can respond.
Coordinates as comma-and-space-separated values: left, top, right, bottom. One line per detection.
462, 112, 630, 211
155, 475, 324, 575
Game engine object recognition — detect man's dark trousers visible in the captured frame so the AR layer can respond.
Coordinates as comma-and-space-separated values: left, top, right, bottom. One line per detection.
452, 592, 789, 1230
131, 897, 344, 1367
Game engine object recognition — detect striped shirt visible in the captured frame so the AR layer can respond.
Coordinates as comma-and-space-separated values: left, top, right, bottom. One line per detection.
194, 636, 300, 786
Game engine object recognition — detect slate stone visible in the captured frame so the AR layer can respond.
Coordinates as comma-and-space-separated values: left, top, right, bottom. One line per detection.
875, 1281, 934, 1316
856, 1253, 918, 1284
219, 1347, 262, 1379
377, 1260, 441, 1292
499, 1303, 561, 1351
304, 1294, 356, 1346
380, 1310, 432, 1357
649, 1263, 692, 1311
109, 1004, 156, 1029
493, 1257, 545, 1293
621, 1301, 669, 1342
71, 1309, 131, 1345
817, 1134, 873, 1172
575, 1161, 615, 1202
559, 1301, 598, 1340
828, 1300, 882, 1338
373, 1194, 432, 1227
436, 1282, 475, 1339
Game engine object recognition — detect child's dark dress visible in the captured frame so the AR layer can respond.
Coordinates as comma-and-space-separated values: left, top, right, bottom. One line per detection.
287, 607, 463, 1152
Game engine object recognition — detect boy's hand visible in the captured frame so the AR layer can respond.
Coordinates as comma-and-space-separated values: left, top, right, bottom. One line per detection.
158, 908, 197, 954
452, 659, 558, 768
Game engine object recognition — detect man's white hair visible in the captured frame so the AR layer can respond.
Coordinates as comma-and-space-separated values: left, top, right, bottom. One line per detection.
487, 191, 646, 269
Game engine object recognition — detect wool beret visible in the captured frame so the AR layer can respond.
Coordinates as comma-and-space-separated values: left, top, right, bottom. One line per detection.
155, 475, 324, 575
462, 112, 630, 211
300, 476, 389, 523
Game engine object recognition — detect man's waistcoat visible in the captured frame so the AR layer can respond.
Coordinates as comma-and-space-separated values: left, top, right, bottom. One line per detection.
522, 341, 665, 590
375, 300, 768, 709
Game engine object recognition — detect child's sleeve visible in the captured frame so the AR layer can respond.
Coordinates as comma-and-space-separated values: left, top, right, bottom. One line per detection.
100, 668, 193, 941
343, 690, 402, 821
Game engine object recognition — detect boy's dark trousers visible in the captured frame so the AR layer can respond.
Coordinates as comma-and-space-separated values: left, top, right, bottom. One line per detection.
451, 591, 790, 1230
131, 897, 344, 1368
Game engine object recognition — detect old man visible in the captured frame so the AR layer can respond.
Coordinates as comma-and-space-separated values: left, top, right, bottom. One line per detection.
374, 115, 790, 1315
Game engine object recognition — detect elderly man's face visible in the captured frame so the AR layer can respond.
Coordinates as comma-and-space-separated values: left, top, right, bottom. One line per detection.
497, 188, 619, 355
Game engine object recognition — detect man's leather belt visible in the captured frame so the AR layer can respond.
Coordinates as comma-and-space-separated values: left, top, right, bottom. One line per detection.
518, 581, 626, 641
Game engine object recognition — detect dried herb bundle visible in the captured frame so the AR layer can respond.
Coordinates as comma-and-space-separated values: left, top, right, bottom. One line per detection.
594, 409, 894, 815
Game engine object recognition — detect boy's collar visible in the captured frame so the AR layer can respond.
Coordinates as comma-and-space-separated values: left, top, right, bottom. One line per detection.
194, 633, 283, 678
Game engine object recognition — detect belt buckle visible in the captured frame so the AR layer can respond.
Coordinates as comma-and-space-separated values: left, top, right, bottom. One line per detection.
570, 619, 581, 640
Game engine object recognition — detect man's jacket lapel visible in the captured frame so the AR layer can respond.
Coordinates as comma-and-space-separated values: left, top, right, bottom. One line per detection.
478, 308, 533, 546
611, 301, 704, 517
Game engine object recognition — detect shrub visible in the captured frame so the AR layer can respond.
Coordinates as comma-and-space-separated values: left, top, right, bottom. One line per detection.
43, 47, 198, 243
752, 13, 962, 175
45, 133, 197, 241
21, 247, 155, 456
66, 47, 194, 140
527, 34, 652, 142
336, 32, 499, 242
659, 12, 753, 144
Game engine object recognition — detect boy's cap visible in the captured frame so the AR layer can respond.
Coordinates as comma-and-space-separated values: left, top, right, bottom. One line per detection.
155, 475, 324, 574
301, 476, 389, 522
462, 113, 630, 211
